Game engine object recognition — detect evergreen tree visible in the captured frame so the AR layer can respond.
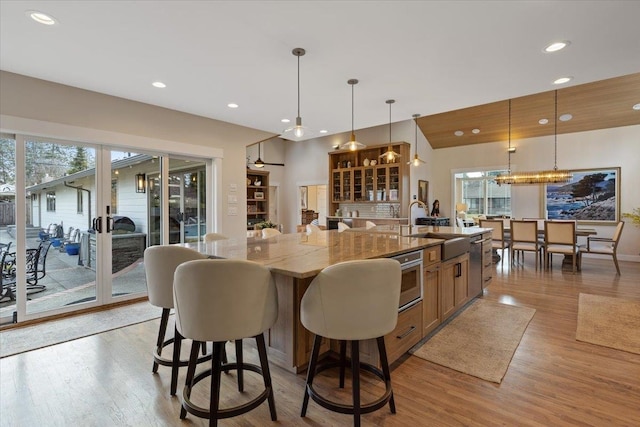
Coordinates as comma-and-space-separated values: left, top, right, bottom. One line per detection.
67, 147, 89, 174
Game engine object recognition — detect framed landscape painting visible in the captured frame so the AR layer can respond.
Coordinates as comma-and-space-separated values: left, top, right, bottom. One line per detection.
544, 167, 620, 224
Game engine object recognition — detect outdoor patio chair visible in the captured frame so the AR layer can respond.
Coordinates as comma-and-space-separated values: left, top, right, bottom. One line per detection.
1, 249, 17, 301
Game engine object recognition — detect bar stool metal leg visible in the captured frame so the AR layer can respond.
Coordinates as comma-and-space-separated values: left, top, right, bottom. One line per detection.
301, 334, 322, 417
235, 339, 244, 392
170, 327, 182, 395
351, 340, 361, 427
377, 336, 396, 413
256, 333, 277, 421
339, 340, 347, 388
152, 308, 170, 373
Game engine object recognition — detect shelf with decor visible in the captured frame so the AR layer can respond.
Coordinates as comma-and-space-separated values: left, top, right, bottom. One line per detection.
328, 142, 410, 216
247, 169, 270, 229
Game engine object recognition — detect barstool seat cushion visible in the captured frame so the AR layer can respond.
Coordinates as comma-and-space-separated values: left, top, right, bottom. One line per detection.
301, 259, 401, 341
173, 259, 278, 343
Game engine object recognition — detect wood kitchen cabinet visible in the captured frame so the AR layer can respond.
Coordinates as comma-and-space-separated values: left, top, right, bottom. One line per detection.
423, 244, 442, 336
441, 253, 469, 321
329, 142, 410, 216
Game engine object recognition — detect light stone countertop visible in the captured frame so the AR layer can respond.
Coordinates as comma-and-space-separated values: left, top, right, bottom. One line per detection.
181, 230, 443, 279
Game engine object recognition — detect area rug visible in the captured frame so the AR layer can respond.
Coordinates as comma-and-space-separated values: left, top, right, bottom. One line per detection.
0, 301, 160, 358
576, 293, 640, 355
411, 299, 536, 383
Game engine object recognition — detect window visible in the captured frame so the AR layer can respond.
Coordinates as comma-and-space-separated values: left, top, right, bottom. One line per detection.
46, 191, 56, 212
76, 189, 84, 213
455, 170, 511, 217
111, 179, 118, 214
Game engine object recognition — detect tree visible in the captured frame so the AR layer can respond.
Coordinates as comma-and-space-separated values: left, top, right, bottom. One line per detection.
571, 173, 607, 206
0, 137, 16, 184
67, 147, 89, 174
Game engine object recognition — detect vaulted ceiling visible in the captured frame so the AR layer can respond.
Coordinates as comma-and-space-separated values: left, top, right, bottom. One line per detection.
1, 2, 639, 144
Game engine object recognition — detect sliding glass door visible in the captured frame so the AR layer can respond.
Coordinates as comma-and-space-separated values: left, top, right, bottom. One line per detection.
0, 135, 212, 325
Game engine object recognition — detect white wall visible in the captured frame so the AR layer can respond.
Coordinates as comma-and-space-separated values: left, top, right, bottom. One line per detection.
430, 125, 640, 259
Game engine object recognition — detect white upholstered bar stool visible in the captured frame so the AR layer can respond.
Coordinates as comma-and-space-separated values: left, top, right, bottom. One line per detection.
144, 245, 210, 395
174, 259, 278, 426
300, 259, 401, 427
261, 228, 281, 238
203, 232, 228, 243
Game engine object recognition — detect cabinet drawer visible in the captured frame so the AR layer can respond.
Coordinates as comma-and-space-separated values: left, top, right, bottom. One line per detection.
423, 245, 441, 267
385, 301, 423, 363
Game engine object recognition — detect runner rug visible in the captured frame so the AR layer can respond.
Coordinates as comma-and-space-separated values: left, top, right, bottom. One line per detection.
411, 299, 536, 383
0, 301, 160, 358
576, 293, 640, 355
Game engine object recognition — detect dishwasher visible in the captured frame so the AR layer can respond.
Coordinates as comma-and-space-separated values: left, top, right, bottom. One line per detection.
468, 234, 486, 297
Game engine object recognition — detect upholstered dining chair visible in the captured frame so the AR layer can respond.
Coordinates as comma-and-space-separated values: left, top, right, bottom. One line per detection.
544, 220, 581, 274
479, 219, 510, 265
337, 222, 350, 232
581, 221, 624, 275
262, 228, 281, 238
203, 232, 228, 243
509, 220, 543, 269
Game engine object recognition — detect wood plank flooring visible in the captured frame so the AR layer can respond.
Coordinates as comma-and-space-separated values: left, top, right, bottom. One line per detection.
1, 257, 639, 426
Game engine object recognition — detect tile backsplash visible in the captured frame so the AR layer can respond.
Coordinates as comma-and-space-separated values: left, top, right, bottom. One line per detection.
337, 203, 402, 219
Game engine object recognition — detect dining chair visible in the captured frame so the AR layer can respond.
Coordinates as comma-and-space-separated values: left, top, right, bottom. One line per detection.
337, 222, 351, 232
365, 221, 376, 229
544, 220, 581, 274
306, 224, 322, 234
262, 228, 281, 238
479, 219, 510, 265
509, 220, 542, 269
581, 221, 624, 275
203, 232, 228, 243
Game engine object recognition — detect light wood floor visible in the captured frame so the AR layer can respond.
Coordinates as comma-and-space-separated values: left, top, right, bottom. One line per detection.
1, 257, 639, 426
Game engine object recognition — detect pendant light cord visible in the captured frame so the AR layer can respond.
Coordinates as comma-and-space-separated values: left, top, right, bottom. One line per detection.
389, 102, 392, 143
297, 54, 301, 118
508, 99, 512, 173
554, 90, 558, 171
351, 83, 355, 135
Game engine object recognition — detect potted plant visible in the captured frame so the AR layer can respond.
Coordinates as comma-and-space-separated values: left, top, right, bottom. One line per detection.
255, 220, 277, 230
622, 207, 640, 227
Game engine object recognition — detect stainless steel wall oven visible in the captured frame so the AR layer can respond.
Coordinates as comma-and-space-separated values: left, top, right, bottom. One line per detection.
392, 250, 423, 311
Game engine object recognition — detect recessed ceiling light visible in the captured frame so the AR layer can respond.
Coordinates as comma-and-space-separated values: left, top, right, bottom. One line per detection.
227, 103, 239, 108
559, 113, 573, 121
151, 81, 166, 88
633, 103, 640, 111
544, 41, 570, 53
454, 130, 464, 136
471, 128, 480, 134
539, 118, 549, 125
281, 118, 290, 123
553, 76, 573, 85
27, 10, 57, 25
319, 130, 328, 134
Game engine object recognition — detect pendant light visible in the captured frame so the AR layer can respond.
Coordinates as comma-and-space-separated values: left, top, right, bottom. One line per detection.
254, 143, 265, 168
495, 92, 572, 185
282, 48, 307, 139
340, 79, 366, 151
408, 114, 425, 166
380, 99, 401, 162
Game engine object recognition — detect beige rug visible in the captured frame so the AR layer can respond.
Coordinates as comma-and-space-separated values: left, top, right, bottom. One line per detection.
576, 293, 640, 355
411, 299, 536, 383
0, 301, 160, 358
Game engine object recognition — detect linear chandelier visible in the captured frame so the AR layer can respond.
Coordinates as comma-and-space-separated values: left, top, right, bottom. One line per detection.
495, 91, 572, 186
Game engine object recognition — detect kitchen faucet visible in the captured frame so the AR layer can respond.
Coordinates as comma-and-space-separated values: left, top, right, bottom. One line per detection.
407, 200, 428, 229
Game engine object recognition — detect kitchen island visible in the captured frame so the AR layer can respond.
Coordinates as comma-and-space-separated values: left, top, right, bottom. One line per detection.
182, 230, 444, 372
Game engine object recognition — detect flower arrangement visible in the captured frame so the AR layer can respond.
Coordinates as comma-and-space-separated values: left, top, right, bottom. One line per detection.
255, 220, 278, 230
622, 207, 640, 227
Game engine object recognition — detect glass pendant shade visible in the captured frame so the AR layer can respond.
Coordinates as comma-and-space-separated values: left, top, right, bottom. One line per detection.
380, 99, 400, 162
282, 48, 309, 139
340, 79, 366, 151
